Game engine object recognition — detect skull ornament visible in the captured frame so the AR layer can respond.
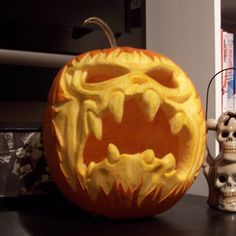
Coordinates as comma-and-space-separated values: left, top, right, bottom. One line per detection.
215, 161, 236, 211
43, 47, 206, 218
217, 112, 236, 161
207, 111, 236, 161
204, 110, 236, 211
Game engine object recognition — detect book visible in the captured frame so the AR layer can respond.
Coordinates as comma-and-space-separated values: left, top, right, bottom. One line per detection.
234, 34, 236, 110
221, 30, 234, 113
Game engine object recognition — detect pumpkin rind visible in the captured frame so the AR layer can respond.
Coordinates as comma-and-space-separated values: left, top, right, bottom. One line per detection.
43, 47, 206, 218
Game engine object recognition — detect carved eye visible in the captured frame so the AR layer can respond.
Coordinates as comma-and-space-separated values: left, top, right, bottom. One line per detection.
146, 68, 179, 88
221, 131, 229, 138
84, 64, 129, 83
218, 175, 227, 183
233, 132, 236, 138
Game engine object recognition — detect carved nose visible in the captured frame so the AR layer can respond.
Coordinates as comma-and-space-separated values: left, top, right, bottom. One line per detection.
225, 182, 232, 188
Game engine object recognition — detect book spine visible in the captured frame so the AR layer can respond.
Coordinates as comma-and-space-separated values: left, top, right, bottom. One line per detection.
227, 32, 234, 111
234, 34, 236, 110
222, 31, 234, 113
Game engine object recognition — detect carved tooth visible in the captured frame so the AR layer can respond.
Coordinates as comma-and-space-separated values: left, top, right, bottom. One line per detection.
169, 112, 185, 135
141, 90, 160, 122
87, 161, 96, 177
87, 111, 102, 140
142, 149, 155, 164
162, 153, 176, 170
108, 91, 125, 123
107, 143, 120, 164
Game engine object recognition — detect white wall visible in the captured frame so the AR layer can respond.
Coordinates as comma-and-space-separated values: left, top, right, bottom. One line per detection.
146, 0, 221, 196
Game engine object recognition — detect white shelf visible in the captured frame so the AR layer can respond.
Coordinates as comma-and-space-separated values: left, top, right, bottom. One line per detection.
0, 49, 74, 68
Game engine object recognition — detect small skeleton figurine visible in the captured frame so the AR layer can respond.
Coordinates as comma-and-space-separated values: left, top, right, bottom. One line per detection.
204, 110, 236, 211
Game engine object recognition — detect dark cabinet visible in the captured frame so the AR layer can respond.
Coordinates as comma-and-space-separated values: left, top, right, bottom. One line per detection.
0, 0, 145, 54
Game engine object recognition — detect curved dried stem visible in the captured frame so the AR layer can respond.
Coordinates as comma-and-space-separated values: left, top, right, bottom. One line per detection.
83, 17, 117, 48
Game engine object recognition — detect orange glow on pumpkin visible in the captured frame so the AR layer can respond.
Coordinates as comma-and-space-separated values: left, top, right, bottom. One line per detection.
43, 47, 206, 218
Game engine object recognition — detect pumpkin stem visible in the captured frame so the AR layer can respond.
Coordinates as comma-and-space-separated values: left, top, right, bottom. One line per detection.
83, 17, 117, 48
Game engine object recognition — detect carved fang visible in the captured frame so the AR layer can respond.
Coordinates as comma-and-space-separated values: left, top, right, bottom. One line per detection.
107, 143, 120, 163
108, 91, 125, 123
169, 112, 185, 135
87, 161, 96, 177
87, 111, 102, 140
141, 90, 160, 122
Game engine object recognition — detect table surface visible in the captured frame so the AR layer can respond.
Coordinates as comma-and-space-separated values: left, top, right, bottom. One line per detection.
0, 193, 236, 236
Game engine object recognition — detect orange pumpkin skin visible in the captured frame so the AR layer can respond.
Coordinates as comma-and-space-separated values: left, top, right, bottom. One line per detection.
43, 47, 206, 218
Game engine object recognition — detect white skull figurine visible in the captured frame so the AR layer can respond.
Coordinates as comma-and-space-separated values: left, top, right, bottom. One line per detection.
215, 161, 236, 211
215, 111, 236, 161
204, 110, 236, 209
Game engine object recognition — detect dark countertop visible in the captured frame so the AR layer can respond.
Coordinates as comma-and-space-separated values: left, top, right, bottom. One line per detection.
0, 193, 236, 236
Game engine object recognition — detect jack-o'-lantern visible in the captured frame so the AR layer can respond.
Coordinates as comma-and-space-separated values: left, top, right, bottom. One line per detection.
43, 17, 206, 218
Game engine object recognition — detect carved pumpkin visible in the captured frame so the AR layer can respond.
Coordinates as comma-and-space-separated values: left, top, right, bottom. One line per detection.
43, 18, 206, 218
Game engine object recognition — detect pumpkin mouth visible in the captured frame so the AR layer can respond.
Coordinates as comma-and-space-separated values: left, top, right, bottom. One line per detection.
76, 92, 192, 202
82, 93, 191, 172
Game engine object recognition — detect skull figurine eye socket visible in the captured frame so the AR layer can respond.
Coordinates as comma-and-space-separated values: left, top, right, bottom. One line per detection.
218, 174, 228, 183
215, 173, 229, 189
221, 131, 229, 139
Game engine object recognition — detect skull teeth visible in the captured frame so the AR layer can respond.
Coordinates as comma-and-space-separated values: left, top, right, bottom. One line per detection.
224, 149, 236, 154
108, 91, 125, 123
87, 111, 102, 140
223, 192, 236, 197
141, 90, 160, 122
169, 112, 185, 135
